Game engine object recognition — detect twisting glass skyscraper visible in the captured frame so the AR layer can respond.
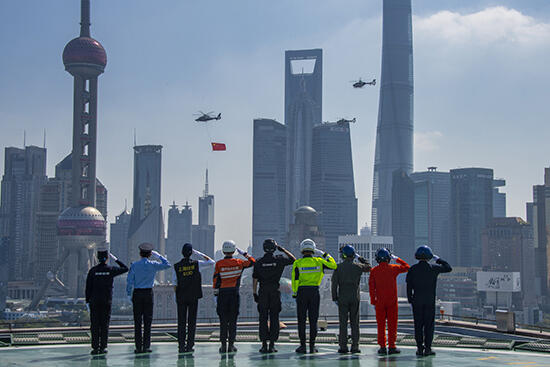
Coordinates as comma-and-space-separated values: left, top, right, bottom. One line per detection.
371, 0, 414, 236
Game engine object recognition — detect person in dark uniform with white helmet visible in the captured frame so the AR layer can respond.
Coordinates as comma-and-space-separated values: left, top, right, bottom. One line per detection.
252, 239, 296, 353
85, 249, 128, 355
173, 243, 214, 353
126, 242, 171, 354
406, 245, 452, 357
331, 244, 371, 354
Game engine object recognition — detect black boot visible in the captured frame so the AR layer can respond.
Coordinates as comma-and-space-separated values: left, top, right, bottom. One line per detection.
228, 342, 238, 352
388, 347, 401, 355
309, 343, 318, 354
219, 342, 227, 353
295, 344, 307, 354
377, 347, 387, 355
424, 348, 435, 356
268, 341, 277, 353
259, 341, 268, 353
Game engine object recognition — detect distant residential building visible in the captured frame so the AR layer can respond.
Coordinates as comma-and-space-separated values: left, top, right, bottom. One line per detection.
391, 169, 415, 264
310, 121, 357, 255
0, 146, 47, 281
285, 49, 322, 226
153, 284, 176, 322
450, 168, 494, 267
128, 145, 165, 264
411, 168, 451, 260
532, 167, 550, 302
493, 179, 506, 218
338, 234, 393, 288
437, 267, 481, 311
252, 118, 287, 257
481, 218, 538, 321
166, 201, 192, 264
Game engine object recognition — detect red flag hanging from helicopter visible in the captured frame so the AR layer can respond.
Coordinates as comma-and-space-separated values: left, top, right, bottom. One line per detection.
194, 111, 226, 151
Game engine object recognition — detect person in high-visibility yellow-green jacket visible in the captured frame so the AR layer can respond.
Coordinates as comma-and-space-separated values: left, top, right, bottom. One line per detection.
291, 239, 337, 354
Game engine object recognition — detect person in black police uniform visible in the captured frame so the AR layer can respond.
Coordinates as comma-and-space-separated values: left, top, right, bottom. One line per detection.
174, 243, 214, 353
252, 239, 296, 353
406, 245, 452, 357
85, 249, 128, 355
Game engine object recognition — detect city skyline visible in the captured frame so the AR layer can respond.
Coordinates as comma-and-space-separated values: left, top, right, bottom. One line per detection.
2, 1, 550, 249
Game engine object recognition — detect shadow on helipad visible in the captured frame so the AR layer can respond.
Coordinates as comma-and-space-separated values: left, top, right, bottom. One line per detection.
1, 343, 549, 366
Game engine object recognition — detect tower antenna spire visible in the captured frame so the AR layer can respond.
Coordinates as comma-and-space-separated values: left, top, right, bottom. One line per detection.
23, 130, 26, 147
204, 169, 209, 196
80, 0, 91, 37
133, 128, 137, 147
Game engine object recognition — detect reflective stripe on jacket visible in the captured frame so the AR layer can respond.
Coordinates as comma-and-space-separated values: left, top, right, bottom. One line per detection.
291, 254, 337, 295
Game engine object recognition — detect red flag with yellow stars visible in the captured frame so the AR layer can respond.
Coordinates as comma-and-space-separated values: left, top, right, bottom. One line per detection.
211, 142, 226, 151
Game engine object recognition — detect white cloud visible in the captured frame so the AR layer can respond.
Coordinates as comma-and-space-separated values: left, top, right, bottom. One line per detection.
414, 131, 443, 152
415, 7, 550, 45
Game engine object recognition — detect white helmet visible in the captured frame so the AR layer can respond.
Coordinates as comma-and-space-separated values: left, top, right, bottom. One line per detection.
300, 239, 316, 253
222, 240, 236, 253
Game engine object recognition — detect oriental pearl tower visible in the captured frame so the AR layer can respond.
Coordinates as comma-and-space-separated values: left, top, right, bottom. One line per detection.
56, 0, 107, 298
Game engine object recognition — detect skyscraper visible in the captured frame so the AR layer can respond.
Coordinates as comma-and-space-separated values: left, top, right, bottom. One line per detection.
410, 167, 451, 259
252, 118, 287, 256
481, 218, 537, 315
110, 208, 131, 265
0, 146, 47, 281
391, 169, 415, 264
166, 201, 192, 263
371, 0, 414, 236
493, 179, 506, 218
310, 121, 357, 255
285, 49, 322, 225
450, 168, 493, 267
128, 145, 165, 263
192, 171, 215, 257
532, 167, 550, 303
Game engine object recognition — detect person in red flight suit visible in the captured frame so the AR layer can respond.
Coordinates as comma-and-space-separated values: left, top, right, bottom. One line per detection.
369, 248, 410, 355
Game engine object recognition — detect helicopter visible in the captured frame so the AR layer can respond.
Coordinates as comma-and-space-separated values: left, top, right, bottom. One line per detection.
351, 78, 376, 88
336, 117, 356, 124
194, 111, 222, 122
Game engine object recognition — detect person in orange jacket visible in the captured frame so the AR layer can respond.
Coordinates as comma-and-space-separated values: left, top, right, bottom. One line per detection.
213, 240, 255, 354
369, 248, 410, 355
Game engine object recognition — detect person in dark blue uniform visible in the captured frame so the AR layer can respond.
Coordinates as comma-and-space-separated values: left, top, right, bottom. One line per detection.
85, 250, 128, 355
406, 245, 452, 357
252, 239, 295, 353
173, 243, 214, 353
127, 242, 171, 354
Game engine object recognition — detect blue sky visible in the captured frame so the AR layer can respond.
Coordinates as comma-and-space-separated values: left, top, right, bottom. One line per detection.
1, 1, 550, 252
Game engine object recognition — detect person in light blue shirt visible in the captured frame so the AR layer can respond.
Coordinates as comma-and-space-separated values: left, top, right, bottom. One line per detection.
126, 242, 171, 354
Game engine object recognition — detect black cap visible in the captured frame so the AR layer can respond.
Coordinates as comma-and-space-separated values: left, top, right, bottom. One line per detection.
97, 250, 108, 262
139, 243, 154, 252
182, 243, 193, 257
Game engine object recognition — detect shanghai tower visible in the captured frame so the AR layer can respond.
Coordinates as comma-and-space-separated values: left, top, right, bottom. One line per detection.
371, 0, 414, 236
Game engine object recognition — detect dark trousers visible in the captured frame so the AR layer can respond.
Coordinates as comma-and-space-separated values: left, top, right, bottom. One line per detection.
90, 301, 111, 350
132, 289, 154, 351
177, 298, 198, 349
258, 290, 282, 342
296, 287, 320, 345
217, 290, 240, 344
412, 302, 436, 349
338, 298, 360, 349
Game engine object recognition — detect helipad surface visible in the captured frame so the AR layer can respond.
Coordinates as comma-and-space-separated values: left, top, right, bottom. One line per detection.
1, 343, 550, 367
